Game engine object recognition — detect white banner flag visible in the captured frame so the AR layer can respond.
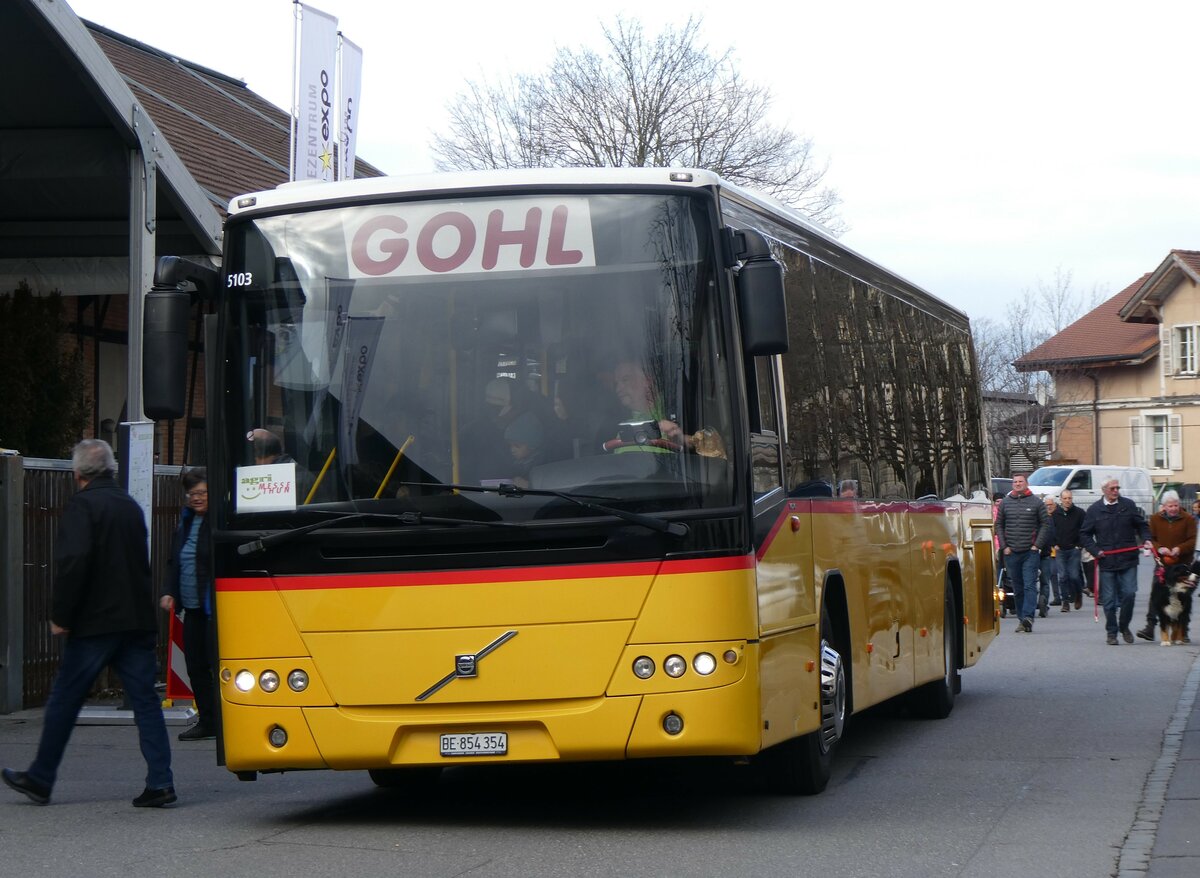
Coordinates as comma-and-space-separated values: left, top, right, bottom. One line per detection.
294, 3, 338, 182
339, 36, 363, 181
324, 277, 354, 371
339, 315, 384, 465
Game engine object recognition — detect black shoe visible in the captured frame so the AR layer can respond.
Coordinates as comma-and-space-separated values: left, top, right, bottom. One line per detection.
1050, 599, 1062, 606
178, 724, 215, 742
1061, 603, 1070, 612
132, 786, 177, 808
1121, 627, 1134, 644
1074, 595, 1083, 609
2, 768, 50, 805
1022, 618, 1033, 633
1107, 634, 1119, 645
1136, 626, 1155, 642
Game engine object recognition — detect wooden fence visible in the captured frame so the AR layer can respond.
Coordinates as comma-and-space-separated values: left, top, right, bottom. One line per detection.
16, 458, 185, 708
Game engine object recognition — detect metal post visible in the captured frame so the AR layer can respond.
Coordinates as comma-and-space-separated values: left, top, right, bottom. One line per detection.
0, 454, 24, 713
128, 125, 155, 423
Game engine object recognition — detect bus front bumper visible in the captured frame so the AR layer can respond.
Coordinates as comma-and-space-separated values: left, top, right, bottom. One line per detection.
220, 676, 762, 773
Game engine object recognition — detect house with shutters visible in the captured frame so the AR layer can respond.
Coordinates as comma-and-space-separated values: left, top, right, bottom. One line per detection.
1015, 250, 1200, 489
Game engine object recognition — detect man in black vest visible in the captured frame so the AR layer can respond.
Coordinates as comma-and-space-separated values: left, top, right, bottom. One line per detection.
996, 473, 1052, 633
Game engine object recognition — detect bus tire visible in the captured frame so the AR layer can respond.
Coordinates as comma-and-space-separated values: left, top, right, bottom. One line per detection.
910, 584, 959, 719
760, 607, 847, 795
368, 766, 442, 790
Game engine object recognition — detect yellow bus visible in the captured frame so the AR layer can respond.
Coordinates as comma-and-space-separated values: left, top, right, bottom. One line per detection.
144, 168, 998, 794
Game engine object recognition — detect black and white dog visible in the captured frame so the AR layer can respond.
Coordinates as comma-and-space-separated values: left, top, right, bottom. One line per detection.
1153, 563, 1197, 646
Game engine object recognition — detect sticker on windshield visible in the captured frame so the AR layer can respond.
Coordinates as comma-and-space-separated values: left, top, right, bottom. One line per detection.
236, 463, 298, 513
343, 198, 596, 278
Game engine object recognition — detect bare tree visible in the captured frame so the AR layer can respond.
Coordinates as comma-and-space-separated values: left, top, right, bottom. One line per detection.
973, 267, 1107, 475
431, 17, 844, 230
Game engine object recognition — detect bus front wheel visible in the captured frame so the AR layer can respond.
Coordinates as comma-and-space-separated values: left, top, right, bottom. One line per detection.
760, 608, 847, 795
369, 766, 443, 790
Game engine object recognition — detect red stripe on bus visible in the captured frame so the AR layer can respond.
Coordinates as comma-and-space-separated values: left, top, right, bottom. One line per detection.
215, 554, 753, 592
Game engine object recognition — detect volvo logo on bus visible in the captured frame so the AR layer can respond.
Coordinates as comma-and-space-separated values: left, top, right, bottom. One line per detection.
415, 631, 518, 702
455, 654, 478, 678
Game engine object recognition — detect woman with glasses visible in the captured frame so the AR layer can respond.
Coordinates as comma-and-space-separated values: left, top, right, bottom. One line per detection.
160, 468, 215, 740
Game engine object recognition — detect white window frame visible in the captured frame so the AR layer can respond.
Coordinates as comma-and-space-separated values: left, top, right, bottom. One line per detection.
1131, 409, 1182, 474
1167, 324, 1199, 376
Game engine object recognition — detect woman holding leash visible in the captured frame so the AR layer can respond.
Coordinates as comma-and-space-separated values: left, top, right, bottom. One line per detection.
1139, 490, 1196, 643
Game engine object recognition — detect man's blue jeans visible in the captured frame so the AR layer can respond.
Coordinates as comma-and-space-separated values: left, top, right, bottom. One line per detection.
1005, 549, 1040, 622
1056, 547, 1083, 603
1098, 566, 1139, 637
28, 631, 173, 791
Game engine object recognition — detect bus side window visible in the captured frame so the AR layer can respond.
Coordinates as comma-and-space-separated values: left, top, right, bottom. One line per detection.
751, 355, 782, 500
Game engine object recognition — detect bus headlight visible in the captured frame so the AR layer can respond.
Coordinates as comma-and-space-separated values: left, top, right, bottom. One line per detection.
259, 670, 280, 693
664, 655, 687, 678
632, 656, 656, 679
287, 669, 309, 692
234, 670, 255, 692
692, 653, 717, 676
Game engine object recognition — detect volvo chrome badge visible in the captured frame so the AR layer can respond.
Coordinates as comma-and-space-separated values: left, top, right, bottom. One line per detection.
416, 631, 517, 701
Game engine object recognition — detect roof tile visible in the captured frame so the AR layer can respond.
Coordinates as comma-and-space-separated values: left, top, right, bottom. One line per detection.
86, 22, 382, 217
1015, 275, 1157, 369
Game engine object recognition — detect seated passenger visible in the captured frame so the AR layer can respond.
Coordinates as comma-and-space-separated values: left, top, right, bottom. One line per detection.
504, 412, 546, 488
461, 377, 534, 483
247, 428, 293, 465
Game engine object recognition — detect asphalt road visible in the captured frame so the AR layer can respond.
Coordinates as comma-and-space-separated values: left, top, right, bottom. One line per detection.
2, 562, 1197, 878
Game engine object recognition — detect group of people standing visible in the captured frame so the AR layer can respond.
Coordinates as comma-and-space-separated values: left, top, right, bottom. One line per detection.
996, 473, 1196, 646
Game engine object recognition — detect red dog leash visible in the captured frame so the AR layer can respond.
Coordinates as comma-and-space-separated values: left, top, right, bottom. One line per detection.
1091, 545, 1144, 622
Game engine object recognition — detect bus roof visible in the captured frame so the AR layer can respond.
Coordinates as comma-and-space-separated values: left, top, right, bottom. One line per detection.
226, 167, 969, 327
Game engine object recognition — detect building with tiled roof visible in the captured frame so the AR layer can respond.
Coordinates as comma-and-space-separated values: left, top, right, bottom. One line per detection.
1014, 252, 1200, 489
1, 0, 381, 464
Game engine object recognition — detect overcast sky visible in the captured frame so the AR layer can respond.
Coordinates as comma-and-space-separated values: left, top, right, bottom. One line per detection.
66, 0, 1200, 324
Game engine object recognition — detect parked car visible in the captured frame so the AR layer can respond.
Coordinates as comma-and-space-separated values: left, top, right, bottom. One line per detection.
1026, 465, 1154, 517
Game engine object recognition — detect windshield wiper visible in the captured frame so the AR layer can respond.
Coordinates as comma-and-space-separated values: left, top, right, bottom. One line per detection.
236, 510, 517, 556
396, 482, 689, 538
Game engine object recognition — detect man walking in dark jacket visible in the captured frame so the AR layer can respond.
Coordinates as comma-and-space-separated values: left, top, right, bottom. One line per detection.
1053, 490, 1087, 611
1080, 477, 1152, 645
2, 440, 175, 807
996, 473, 1053, 633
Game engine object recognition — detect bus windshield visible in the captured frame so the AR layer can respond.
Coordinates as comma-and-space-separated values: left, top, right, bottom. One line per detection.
218, 191, 735, 524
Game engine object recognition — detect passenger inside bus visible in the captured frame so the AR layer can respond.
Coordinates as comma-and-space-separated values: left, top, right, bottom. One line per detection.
460, 377, 543, 484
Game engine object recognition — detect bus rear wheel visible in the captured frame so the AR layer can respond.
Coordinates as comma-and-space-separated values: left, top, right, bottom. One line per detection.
909, 584, 959, 719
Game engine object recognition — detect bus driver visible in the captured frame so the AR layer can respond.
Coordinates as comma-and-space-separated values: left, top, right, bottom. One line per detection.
602, 359, 725, 458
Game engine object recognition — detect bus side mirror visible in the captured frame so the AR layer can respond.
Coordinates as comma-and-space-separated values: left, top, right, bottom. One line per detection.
143, 290, 190, 421
730, 229, 788, 355
142, 256, 218, 421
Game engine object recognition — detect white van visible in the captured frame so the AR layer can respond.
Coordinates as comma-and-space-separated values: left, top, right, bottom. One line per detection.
1025, 465, 1154, 517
